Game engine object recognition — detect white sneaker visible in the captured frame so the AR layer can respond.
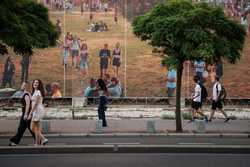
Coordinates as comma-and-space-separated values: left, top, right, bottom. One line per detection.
42, 138, 48, 145
9, 142, 17, 146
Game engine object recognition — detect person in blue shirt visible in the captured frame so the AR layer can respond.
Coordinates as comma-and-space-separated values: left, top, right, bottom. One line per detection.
84, 78, 98, 104
166, 68, 176, 97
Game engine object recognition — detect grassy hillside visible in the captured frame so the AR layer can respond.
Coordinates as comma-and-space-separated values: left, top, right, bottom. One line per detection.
0, 11, 250, 98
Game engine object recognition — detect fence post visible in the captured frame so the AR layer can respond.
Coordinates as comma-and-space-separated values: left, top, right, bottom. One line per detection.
147, 120, 156, 133
96, 120, 103, 133
41, 120, 50, 133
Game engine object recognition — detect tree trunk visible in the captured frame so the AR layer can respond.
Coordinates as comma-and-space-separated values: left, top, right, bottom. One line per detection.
21, 54, 30, 83
175, 61, 183, 132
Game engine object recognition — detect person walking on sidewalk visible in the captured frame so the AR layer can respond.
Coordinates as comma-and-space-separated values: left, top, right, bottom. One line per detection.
209, 76, 230, 122
28, 79, 48, 146
191, 76, 208, 122
97, 79, 109, 127
9, 82, 35, 146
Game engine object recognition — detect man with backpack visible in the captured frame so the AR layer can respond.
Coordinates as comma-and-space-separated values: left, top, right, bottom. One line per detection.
190, 76, 208, 122
209, 76, 230, 122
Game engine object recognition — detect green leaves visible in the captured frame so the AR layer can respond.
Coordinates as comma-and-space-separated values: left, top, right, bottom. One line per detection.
132, 0, 246, 64
0, 0, 59, 55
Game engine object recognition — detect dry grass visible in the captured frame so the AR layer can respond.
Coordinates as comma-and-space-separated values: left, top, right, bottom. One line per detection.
0, 11, 250, 98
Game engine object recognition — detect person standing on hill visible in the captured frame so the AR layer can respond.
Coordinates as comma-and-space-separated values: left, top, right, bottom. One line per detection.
79, 43, 89, 77
166, 67, 176, 98
194, 59, 206, 84
71, 35, 80, 68
99, 43, 111, 79
112, 42, 121, 78
9, 82, 35, 146
2, 56, 15, 88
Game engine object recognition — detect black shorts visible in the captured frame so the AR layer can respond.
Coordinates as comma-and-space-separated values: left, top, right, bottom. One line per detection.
192, 101, 201, 110
211, 100, 223, 110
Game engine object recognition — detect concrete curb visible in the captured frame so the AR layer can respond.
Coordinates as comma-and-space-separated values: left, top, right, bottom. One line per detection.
0, 133, 249, 139
1, 145, 250, 154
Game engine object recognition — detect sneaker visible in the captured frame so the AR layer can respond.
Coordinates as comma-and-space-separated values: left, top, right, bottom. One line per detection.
42, 138, 48, 145
208, 119, 212, 122
8, 142, 17, 146
224, 118, 230, 123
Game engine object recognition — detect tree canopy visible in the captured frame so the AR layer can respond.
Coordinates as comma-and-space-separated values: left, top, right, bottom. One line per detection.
133, 0, 246, 131
133, 0, 245, 65
0, 0, 59, 55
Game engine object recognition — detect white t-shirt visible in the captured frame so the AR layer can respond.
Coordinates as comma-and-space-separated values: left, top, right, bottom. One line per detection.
193, 84, 201, 102
212, 82, 221, 101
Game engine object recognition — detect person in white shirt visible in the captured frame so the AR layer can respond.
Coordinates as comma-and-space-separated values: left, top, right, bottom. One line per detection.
209, 76, 230, 122
28, 79, 48, 146
191, 76, 208, 121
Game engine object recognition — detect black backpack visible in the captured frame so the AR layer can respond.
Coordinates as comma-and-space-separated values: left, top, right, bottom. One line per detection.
199, 84, 208, 102
216, 83, 227, 101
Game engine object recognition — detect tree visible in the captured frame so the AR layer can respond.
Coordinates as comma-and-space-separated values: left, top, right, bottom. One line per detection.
0, 0, 59, 82
133, 0, 246, 132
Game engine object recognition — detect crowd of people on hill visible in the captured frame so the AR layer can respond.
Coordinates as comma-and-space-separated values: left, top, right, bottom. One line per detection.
84, 74, 122, 100
41, 0, 111, 13
82, 41, 122, 99
58, 32, 122, 79
58, 32, 89, 77
87, 21, 109, 32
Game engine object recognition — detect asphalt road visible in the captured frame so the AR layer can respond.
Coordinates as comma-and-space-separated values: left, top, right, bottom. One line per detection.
1, 136, 250, 146
0, 153, 249, 167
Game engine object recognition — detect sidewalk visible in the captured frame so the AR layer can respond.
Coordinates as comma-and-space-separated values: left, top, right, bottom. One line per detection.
0, 119, 249, 154
0, 119, 249, 135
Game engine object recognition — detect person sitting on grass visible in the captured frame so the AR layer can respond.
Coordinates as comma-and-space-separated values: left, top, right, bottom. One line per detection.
84, 78, 98, 104
107, 77, 122, 97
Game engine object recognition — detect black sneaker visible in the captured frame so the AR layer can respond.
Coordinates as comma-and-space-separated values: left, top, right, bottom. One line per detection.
224, 118, 230, 123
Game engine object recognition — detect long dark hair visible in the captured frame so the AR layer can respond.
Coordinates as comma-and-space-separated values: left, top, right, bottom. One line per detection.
32, 79, 45, 97
97, 79, 108, 94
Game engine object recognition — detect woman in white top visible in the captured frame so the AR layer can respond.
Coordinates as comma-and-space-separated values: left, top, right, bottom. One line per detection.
28, 79, 48, 145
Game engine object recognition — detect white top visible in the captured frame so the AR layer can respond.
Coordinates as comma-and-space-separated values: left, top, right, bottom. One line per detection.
212, 82, 221, 101
193, 84, 201, 102
31, 90, 44, 121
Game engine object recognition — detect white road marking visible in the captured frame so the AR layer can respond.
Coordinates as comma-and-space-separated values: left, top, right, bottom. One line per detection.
103, 142, 141, 145
178, 143, 214, 145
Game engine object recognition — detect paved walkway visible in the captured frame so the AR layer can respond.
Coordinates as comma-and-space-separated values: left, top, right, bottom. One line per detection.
0, 119, 249, 134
